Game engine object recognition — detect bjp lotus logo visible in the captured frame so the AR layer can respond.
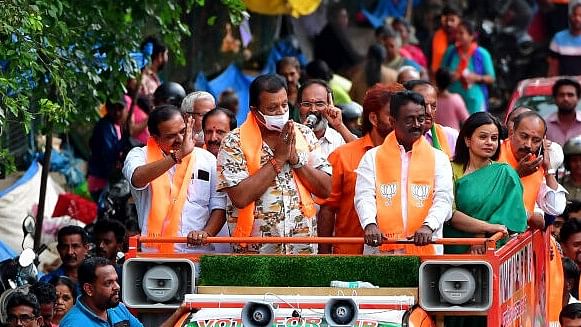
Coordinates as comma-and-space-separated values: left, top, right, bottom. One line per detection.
380, 183, 397, 206
411, 184, 430, 208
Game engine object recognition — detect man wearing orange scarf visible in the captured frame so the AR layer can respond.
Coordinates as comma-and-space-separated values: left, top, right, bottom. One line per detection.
499, 111, 567, 228
355, 91, 453, 255
404, 80, 458, 158
122, 105, 228, 253
318, 83, 405, 254
217, 74, 332, 254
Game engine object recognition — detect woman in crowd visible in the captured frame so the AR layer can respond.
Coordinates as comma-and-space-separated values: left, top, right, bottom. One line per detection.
444, 112, 527, 255
49, 276, 77, 326
349, 44, 397, 104
440, 20, 495, 114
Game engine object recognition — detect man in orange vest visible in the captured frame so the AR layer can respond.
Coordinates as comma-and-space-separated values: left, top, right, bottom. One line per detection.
499, 111, 567, 228
355, 90, 453, 255
404, 80, 458, 158
122, 105, 227, 253
217, 74, 332, 254
318, 82, 406, 254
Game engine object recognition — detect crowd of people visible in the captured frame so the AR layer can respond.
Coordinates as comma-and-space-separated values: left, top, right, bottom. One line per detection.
5, 1, 581, 326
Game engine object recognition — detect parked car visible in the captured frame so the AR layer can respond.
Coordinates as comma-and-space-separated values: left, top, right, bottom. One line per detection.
505, 75, 581, 122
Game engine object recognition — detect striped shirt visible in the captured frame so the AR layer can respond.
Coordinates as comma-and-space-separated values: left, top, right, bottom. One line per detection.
549, 29, 581, 75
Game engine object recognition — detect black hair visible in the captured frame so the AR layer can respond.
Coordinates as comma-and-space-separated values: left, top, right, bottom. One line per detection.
365, 44, 386, 87
441, 4, 462, 17
305, 60, 333, 81
512, 110, 547, 134
552, 78, 581, 98
147, 104, 182, 136
375, 24, 398, 39
458, 20, 477, 36
560, 303, 581, 324
78, 257, 112, 296
30, 281, 56, 305
390, 90, 426, 119
435, 68, 453, 90
327, 2, 347, 22
564, 201, 581, 220
6, 292, 40, 317
202, 107, 237, 132
140, 36, 167, 60
217, 90, 239, 114
453, 112, 502, 166
93, 219, 127, 244
392, 17, 411, 32
49, 276, 78, 304
561, 219, 581, 244
276, 56, 301, 74
296, 79, 333, 104
563, 257, 580, 299
57, 225, 88, 245
249, 74, 287, 108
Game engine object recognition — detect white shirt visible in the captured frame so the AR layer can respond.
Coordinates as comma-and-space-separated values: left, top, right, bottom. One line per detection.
354, 144, 453, 240
318, 127, 346, 159
534, 179, 568, 216
123, 146, 229, 253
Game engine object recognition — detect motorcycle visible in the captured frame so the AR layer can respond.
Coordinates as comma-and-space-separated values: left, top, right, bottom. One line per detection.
0, 215, 46, 323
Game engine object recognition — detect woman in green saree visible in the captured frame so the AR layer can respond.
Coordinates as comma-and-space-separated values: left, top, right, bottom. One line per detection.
444, 112, 528, 254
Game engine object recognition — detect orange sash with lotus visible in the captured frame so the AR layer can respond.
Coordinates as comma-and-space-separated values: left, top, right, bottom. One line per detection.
375, 132, 436, 254
145, 138, 196, 253
235, 112, 316, 239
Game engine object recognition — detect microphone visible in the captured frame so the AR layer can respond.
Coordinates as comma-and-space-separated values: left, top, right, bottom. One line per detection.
305, 114, 319, 129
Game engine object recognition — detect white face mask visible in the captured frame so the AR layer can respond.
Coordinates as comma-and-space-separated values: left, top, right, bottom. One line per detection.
257, 110, 289, 132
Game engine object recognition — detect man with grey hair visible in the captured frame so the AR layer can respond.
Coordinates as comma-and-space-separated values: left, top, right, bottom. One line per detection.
548, 0, 581, 76
376, 25, 426, 79
181, 91, 215, 147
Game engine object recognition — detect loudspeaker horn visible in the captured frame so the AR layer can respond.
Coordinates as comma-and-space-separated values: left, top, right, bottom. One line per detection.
241, 301, 275, 327
324, 297, 358, 326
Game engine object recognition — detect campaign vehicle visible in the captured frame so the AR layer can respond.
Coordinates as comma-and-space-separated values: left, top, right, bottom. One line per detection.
122, 230, 555, 327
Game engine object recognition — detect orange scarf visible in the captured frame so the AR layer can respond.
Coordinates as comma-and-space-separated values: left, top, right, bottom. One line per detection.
375, 132, 436, 255
235, 112, 316, 238
145, 138, 196, 253
498, 140, 544, 213
431, 29, 448, 73
456, 42, 478, 89
431, 124, 452, 158
548, 236, 564, 324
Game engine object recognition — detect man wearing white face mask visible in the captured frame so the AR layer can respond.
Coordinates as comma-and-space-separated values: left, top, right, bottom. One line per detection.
217, 74, 332, 254
297, 79, 357, 158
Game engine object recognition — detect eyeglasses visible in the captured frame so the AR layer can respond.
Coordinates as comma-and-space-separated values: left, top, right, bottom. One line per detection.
6, 314, 37, 325
299, 101, 327, 109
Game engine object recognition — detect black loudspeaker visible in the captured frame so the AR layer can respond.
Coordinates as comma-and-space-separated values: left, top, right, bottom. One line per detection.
324, 298, 359, 326
419, 260, 493, 312
241, 301, 275, 327
122, 258, 195, 309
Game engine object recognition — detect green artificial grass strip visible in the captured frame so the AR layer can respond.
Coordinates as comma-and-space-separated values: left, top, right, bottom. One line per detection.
198, 255, 420, 288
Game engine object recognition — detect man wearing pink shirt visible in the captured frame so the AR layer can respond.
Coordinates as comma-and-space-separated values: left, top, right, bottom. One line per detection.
547, 78, 581, 145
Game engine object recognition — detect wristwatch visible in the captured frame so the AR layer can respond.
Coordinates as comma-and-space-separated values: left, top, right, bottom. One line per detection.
545, 168, 556, 176
291, 152, 307, 169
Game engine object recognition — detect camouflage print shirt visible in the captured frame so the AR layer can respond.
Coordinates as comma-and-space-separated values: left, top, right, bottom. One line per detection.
217, 124, 332, 254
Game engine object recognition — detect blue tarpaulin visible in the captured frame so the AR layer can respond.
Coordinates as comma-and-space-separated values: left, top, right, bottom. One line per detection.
361, 0, 422, 29
195, 64, 255, 126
